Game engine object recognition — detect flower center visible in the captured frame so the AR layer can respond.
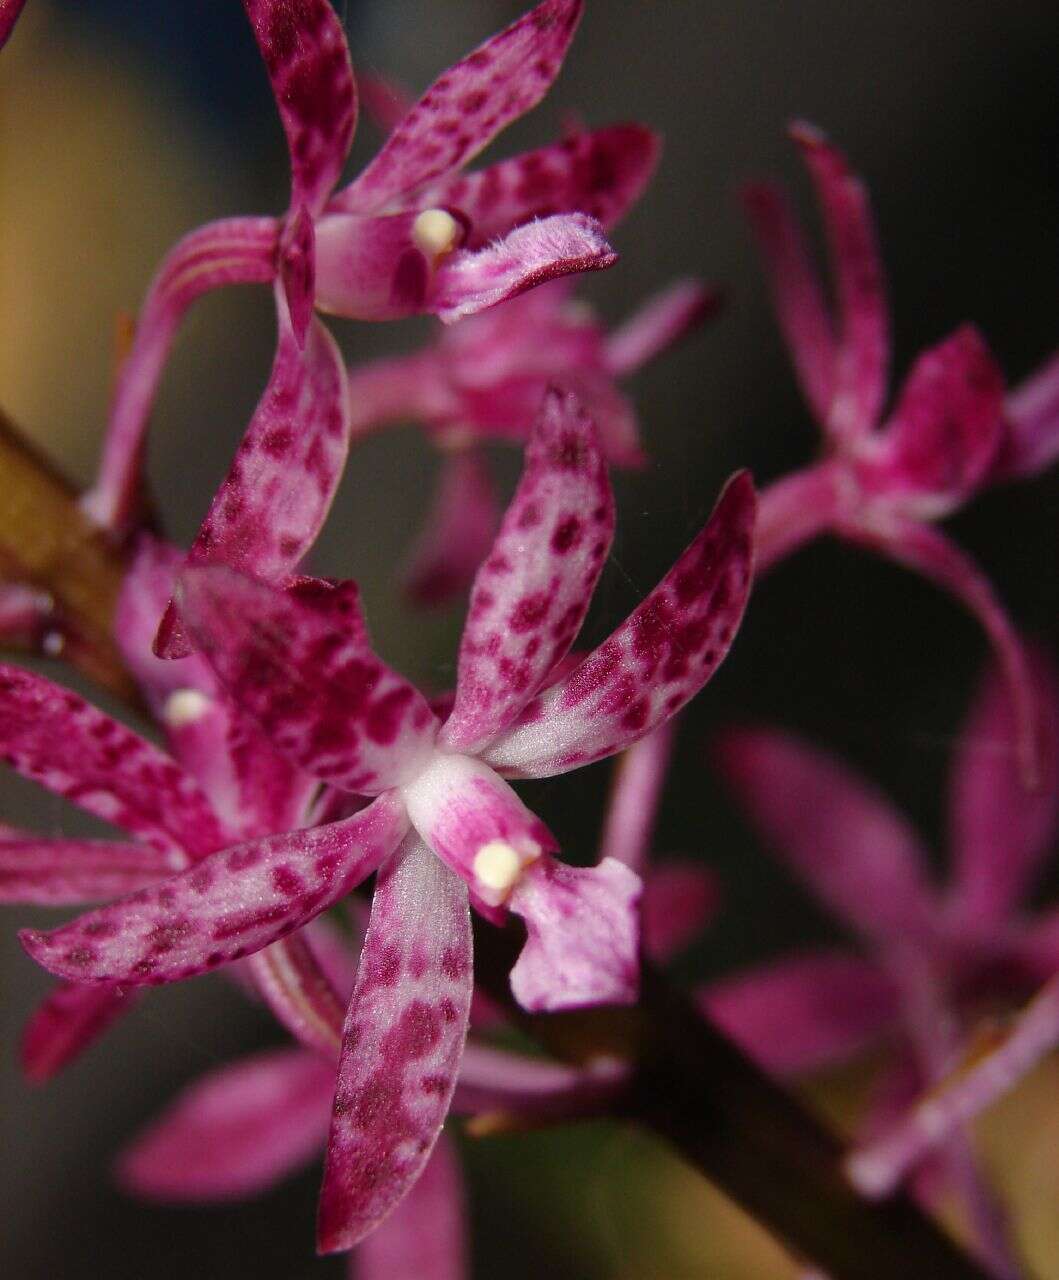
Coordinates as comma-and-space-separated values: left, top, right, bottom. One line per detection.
473, 839, 537, 896
163, 688, 212, 727
412, 208, 461, 262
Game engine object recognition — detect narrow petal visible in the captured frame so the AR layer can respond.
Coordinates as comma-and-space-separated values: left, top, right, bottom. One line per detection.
947, 651, 1059, 930
19, 793, 409, 986
345, 351, 452, 438
431, 213, 617, 323
847, 974, 1059, 1198
452, 1042, 629, 1119
508, 856, 641, 1011
994, 350, 1059, 481
118, 1047, 334, 1201
0, 663, 227, 857
850, 520, 1039, 786
642, 860, 719, 964
82, 217, 279, 533
351, 1133, 467, 1280
754, 462, 841, 572
156, 287, 351, 658
247, 934, 348, 1059
415, 123, 660, 248
868, 326, 1005, 509
241, 0, 357, 214
21, 981, 140, 1083
178, 567, 439, 794
597, 722, 676, 874
402, 448, 501, 608
715, 727, 937, 945
317, 834, 473, 1253
700, 950, 901, 1076
441, 390, 614, 754
356, 70, 415, 136
0, 836, 180, 904
483, 472, 756, 778
740, 181, 836, 424
791, 122, 889, 440
604, 278, 720, 376
0, 0, 27, 48
331, 0, 583, 214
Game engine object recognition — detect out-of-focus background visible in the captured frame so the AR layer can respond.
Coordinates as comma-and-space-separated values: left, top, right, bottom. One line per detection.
2, 1, 1057, 1276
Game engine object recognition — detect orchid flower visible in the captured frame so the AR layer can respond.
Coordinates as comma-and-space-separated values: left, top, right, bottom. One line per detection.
748, 122, 1058, 780
83, 0, 629, 540
702, 653, 1058, 1274
15, 389, 755, 1250
351, 276, 718, 605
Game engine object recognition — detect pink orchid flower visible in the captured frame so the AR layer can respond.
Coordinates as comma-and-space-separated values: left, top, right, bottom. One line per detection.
749, 122, 1059, 780
16, 389, 755, 1251
83, 0, 632, 542
703, 653, 1058, 1275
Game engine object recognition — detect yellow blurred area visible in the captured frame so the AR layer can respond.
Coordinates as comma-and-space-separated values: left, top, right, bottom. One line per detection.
0, 1, 216, 482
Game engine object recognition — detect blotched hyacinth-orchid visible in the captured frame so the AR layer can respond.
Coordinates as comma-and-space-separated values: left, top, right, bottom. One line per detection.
16, 389, 755, 1250
748, 123, 1059, 779
703, 655, 1058, 1274
83, 0, 645, 551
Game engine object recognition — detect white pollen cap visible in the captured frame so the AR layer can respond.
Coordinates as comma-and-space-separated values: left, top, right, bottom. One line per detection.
473, 841, 525, 895
164, 688, 212, 728
412, 208, 460, 259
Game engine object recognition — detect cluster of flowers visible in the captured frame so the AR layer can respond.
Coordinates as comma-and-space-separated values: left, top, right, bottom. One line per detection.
1, 1, 1057, 1275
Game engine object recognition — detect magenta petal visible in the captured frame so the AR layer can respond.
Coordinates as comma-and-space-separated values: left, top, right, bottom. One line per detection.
332, 0, 583, 214
178, 567, 439, 794
508, 855, 641, 1012
452, 1041, 628, 1118
0, 0, 27, 48
118, 1046, 334, 1201
317, 834, 473, 1253
484, 471, 756, 779
598, 723, 676, 875
740, 180, 836, 425
755, 462, 841, 572
604, 278, 720, 376
247, 933, 348, 1059
0, 663, 227, 857
870, 325, 1005, 507
995, 350, 1059, 481
402, 448, 501, 608
313, 210, 437, 320
345, 351, 452, 438
947, 651, 1059, 930
791, 122, 889, 440
0, 836, 180, 904
350, 1133, 467, 1280
157, 288, 351, 658
430, 213, 617, 323
417, 123, 660, 248
19, 793, 408, 986
21, 981, 140, 1083
700, 950, 901, 1076
241, 0, 356, 215
441, 389, 614, 754
717, 727, 937, 945
642, 860, 719, 965
83, 216, 279, 533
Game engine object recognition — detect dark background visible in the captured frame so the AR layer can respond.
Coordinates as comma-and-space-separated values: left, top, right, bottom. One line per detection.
2, 1, 1056, 1276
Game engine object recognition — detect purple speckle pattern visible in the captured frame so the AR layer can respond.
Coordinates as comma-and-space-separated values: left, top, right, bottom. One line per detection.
417, 122, 659, 248
179, 567, 439, 794
484, 471, 757, 779
441, 389, 614, 754
19, 794, 408, 986
317, 834, 472, 1252
0, 663, 228, 858
0, 836, 179, 905
508, 855, 641, 1011
330, 0, 582, 215
242, 0, 357, 216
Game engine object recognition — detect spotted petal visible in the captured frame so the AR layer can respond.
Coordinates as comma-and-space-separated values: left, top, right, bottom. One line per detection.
178, 567, 439, 794
0, 836, 179, 904
416, 123, 660, 247
241, 0, 357, 215
331, 0, 583, 214
117, 1046, 334, 1201
0, 664, 227, 857
19, 793, 409, 986
441, 389, 614, 754
156, 287, 351, 659
21, 981, 141, 1083
83, 217, 279, 533
317, 834, 472, 1253
484, 471, 756, 778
